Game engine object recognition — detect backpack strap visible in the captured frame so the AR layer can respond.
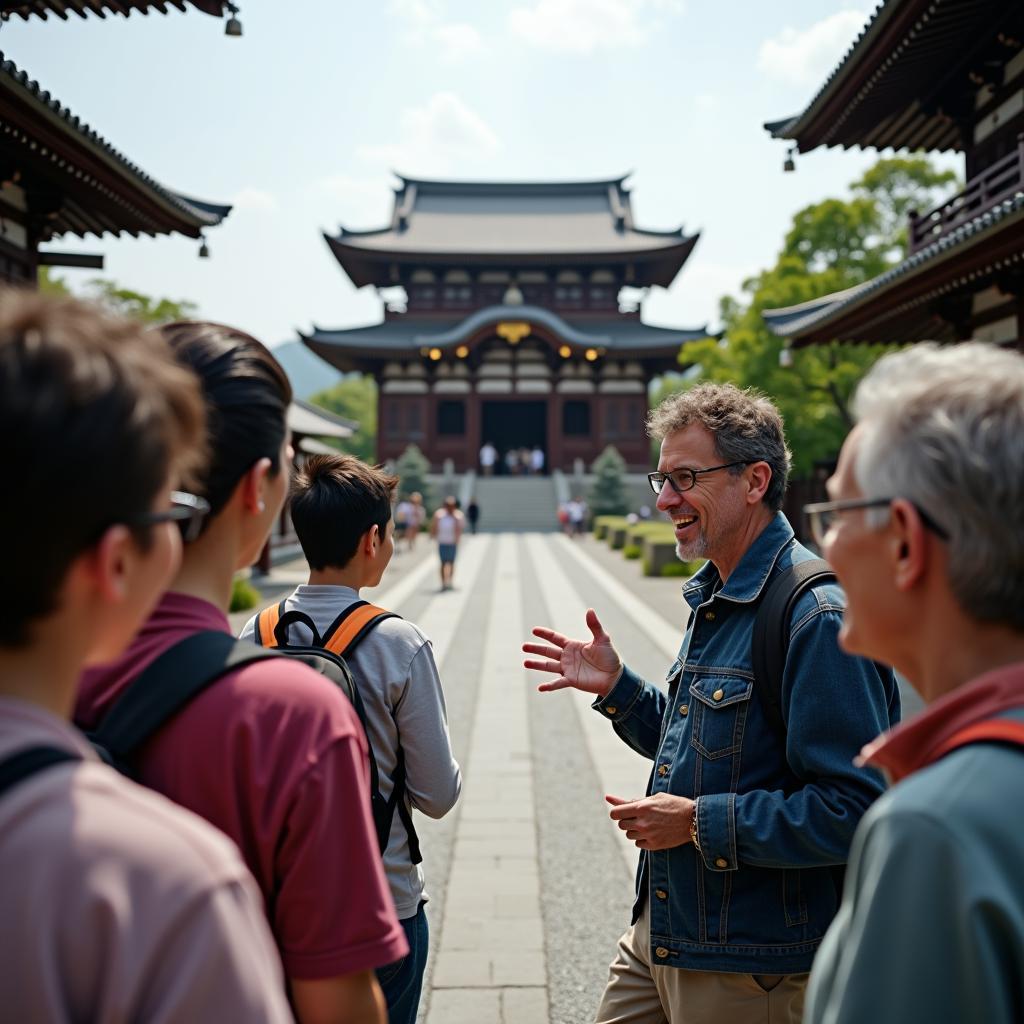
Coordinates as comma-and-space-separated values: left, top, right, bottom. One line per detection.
0, 746, 80, 800
751, 558, 836, 739
932, 719, 1024, 761
320, 601, 421, 862
255, 601, 287, 648
322, 602, 399, 659
91, 631, 279, 765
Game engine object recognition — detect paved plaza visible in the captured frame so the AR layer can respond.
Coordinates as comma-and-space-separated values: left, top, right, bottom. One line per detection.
235, 531, 922, 1024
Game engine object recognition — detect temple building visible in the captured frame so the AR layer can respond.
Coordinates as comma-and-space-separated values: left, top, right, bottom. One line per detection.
302, 175, 707, 471
0, 1, 234, 284
763, 0, 1024, 352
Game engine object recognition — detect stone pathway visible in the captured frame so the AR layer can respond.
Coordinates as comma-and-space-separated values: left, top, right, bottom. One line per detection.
241, 530, 924, 1023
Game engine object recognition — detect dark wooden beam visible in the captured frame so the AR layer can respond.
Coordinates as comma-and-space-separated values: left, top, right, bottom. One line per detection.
37, 250, 104, 269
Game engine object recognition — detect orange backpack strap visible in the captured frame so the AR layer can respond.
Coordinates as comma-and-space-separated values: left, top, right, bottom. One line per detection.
934, 718, 1024, 761
255, 601, 286, 648
322, 601, 398, 658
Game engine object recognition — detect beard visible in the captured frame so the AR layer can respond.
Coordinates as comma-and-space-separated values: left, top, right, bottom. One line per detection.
675, 523, 711, 563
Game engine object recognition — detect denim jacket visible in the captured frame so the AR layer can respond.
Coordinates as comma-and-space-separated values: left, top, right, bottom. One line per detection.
593, 513, 900, 975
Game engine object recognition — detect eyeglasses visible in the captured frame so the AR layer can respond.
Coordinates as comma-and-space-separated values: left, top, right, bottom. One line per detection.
647, 461, 753, 496
136, 491, 211, 543
804, 497, 949, 549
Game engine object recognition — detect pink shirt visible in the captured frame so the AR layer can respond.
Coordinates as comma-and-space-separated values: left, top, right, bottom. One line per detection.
75, 592, 407, 980
0, 698, 294, 1024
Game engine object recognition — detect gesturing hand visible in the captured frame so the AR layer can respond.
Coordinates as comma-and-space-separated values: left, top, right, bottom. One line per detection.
606, 793, 695, 851
522, 608, 622, 700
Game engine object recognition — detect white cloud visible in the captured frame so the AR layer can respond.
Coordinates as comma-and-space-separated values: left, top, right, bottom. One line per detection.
507, 0, 681, 54
231, 187, 277, 212
433, 22, 486, 62
356, 92, 500, 175
757, 9, 869, 87
312, 176, 394, 229
694, 93, 717, 113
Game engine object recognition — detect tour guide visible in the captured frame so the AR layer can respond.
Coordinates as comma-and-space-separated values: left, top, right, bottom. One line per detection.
524, 383, 899, 1024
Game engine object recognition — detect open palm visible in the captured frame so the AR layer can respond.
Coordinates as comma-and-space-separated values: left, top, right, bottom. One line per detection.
523, 608, 622, 698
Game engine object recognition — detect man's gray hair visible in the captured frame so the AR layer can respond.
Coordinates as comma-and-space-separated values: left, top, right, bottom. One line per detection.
647, 382, 792, 511
853, 342, 1024, 631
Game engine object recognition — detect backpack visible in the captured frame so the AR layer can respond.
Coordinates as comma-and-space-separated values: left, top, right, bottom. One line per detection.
751, 557, 837, 740
85, 631, 280, 777
254, 600, 422, 864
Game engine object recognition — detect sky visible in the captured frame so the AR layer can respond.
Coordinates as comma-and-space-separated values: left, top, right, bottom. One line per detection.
7, 0, 957, 347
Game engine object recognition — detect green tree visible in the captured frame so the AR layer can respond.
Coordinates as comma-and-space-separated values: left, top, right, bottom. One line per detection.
308, 375, 378, 463
589, 445, 629, 516
394, 444, 432, 508
36, 269, 196, 324
678, 156, 958, 475
86, 278, 196, 323
38, 267, 70, 295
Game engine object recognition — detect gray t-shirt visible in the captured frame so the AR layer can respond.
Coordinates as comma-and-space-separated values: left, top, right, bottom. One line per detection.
241, 586, 461, 918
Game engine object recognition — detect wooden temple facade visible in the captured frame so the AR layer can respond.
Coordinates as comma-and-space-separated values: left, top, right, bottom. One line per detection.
763, 0, 1024, 351
0, 0, 233, 284
302, 176, 706, 471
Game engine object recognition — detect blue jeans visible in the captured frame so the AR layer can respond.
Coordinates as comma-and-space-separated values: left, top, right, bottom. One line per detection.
377, 902, 428, 1024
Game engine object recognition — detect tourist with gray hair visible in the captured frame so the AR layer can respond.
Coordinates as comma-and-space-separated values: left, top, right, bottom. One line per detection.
803, 342, 1024, 1024
524, 383, 898, 1023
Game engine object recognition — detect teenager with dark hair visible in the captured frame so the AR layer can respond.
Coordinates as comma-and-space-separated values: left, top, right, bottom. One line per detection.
75, 323, 405, 1024
241, 453, 462, 1024
0, 294, 293, 1023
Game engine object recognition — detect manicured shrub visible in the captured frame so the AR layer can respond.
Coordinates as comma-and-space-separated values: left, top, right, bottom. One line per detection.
230, 576, 261, 612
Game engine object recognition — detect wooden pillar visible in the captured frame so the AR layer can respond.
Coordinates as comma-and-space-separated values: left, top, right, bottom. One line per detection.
467, 390, 481, 473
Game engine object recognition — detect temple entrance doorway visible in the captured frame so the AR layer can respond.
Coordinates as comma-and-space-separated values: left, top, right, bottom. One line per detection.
481, 400, 547, 474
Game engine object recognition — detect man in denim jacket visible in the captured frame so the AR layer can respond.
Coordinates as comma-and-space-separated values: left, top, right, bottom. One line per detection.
525, 384, 899, 1024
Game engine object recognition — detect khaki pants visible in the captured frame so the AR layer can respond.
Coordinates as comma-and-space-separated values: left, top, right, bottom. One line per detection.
595, 904, 807, 1024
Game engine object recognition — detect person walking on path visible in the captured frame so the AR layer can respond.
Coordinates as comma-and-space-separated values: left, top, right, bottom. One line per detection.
479, 441, 497, 476
524, 383, 898, 1024
803, 343, 1024, 1024
467, 497, 480, 535
430, 496, 464, 592
75, 322, 405, 1024
530, 445, 545, 475
402, 492, 425, 552
241, 454, 461, 1024
0, 294, 293, 1024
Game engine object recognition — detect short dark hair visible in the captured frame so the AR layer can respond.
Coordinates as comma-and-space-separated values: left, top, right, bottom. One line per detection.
290, 454, 398, 570
0, 291, 205, 648
159, 322, 292, 531
647, 382, 792, 512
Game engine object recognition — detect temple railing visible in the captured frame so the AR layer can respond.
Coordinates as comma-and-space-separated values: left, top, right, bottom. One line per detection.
909, 134, 1024, 254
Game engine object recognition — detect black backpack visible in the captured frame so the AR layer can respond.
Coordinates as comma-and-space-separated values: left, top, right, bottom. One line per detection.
254, 600, 422, 864
0, 746, 80, 799
751, 557, 837, 740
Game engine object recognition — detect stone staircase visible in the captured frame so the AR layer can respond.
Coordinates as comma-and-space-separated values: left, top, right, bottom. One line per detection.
470, 476, 559, 532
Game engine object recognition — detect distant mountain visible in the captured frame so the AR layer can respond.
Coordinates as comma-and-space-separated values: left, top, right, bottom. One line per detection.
272, 340, 343, 400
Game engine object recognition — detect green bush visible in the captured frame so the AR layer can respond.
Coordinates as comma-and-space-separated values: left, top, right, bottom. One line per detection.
230, 576, 261, 612
660, 559, 706, 578
622, 544, 642, 559
659, 561, 690, 578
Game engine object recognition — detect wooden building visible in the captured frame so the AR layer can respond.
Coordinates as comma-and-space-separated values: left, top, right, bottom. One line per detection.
302, 176, 707, 471
762, 0, 1024, 351
0, 1, 233, 284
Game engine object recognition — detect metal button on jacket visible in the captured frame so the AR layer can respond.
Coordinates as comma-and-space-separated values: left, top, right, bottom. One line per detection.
605, 706, 617, 715
712, 688, 724, 702
705, 610, 716, 621
715, 857, 729, 869
679, 703, 689, 716
657, 764, 670, 777
655, 946, 669, 959
655, 889, 668, 901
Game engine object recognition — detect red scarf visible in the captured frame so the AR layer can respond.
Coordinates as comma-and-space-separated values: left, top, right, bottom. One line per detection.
859, 662, 1024, 784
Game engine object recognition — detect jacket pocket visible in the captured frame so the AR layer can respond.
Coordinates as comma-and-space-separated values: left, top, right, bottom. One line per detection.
688, 675, 753, 759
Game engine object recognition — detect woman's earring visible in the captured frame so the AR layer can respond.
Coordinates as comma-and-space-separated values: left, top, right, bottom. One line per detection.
258, 500, 266, 513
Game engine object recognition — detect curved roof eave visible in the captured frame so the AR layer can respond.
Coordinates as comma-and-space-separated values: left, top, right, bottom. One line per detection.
764, 193, 1024, 341
391, 172, 634, 192
2, 1, 225, 20
1, 55, 230, 234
